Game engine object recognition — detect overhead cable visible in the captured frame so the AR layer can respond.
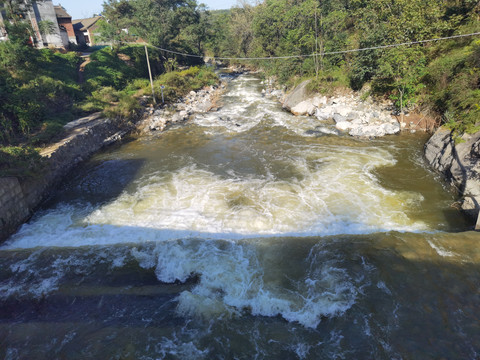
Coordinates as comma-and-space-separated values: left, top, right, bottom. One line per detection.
149, 31, 480, 60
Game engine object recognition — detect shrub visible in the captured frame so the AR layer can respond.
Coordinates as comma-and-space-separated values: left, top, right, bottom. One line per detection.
103, 94, 141, 120
83, 45, 163, 93
425, 37, 480, 134
0, 146, 46, 178
306, 66, 350, 95
152, 66, 218, 102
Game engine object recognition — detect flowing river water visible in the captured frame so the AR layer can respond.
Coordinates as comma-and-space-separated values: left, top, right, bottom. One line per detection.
1, 74, 479, 359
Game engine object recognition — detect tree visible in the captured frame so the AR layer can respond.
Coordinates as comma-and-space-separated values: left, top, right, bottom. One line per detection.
102, 0, 202, 47
350, 0, 448, 92
99, 0, 135, 49
0, 0, 47, 24
230, 1, 255, 56
375, 47, 427, 121
178, 4, 209, 55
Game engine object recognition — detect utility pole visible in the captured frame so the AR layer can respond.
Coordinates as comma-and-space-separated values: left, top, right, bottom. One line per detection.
314, 5, 319, 80
145, 45, 156, 104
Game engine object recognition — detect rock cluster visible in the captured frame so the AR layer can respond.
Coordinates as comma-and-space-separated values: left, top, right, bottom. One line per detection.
279, 80, 401, 137
425, 128, 480, 225
141, 83, 225, 133
314, 96, 401, 137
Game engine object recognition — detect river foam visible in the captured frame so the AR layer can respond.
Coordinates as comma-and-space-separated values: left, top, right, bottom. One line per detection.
131, 239, 358, 328
3, 74, 432, 250
3, 142, 427, 250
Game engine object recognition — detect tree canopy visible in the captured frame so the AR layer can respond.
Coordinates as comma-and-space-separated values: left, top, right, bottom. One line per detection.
101, 0, 207, 54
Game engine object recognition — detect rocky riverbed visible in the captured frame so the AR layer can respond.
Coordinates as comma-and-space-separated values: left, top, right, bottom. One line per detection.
265, 79, 402, 137
137, 82, 227, 134
264, 78, 479, 227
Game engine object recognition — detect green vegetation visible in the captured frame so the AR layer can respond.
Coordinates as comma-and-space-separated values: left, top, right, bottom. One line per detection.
1, 0, 479, 178
152, 66, 218, 102
206, 0, 479, 134
0, 41, 81, 144
0, 146, 46, 178
101, 0, 208, 64
425, 36, 480, 135
0, 0, 219, 178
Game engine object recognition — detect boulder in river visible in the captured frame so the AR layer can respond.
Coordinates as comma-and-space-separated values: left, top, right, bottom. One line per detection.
282, 80, 311, 111
425, 128, 480, 223
291, 99, 316, 116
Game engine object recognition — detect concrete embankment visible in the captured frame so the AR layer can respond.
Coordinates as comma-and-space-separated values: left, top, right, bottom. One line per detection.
0, 83, 224, 242
425, 128, 480, 229
0, 113, 130, 242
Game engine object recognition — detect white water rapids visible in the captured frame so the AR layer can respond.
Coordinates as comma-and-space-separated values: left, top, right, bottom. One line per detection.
1, 74, 475, 360
5, 75, 432, 249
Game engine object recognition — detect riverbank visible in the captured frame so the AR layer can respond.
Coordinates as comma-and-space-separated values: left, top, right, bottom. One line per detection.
266, 78, 480, 228
425, 128, 480, 229
0, 113, 131, 242
265, 79, 439, 137
137, 81, 227, 134
0, 81, 224, 242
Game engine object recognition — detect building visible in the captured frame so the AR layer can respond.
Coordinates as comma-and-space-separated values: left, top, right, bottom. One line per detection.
0, 1, 76, 48
54, 5, 76, 46
73, 16, 103, 47
28, 0, 63, 47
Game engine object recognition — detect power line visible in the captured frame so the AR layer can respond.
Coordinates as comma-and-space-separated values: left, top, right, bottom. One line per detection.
149, 31, 480, 61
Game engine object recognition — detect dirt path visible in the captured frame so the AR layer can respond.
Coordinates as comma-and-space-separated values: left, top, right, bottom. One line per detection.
77, 55, 91, 84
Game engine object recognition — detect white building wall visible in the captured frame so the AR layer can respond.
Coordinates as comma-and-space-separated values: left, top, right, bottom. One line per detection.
30, 0, 63, 47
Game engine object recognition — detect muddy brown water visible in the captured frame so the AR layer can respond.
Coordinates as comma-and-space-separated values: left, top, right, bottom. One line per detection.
1, 74, 478, 359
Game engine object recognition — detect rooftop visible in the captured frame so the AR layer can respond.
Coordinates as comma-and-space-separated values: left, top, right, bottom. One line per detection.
72, 16, 103, 32
54, 5, 71, 19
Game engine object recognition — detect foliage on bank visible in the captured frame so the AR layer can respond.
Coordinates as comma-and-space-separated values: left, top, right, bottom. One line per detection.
0, 16, 217, 177
205, 0, 480, 134
0, 146, 45, 178
152, 66, 218, 103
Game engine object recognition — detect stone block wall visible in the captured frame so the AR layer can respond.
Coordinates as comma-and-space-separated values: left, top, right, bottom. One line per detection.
0, 178, 30, 239
0, 115, 129, 243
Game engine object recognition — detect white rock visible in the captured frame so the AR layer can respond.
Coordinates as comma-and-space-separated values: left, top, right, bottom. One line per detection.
312, 96, 327, 107
350, 125, 386, 137
271, 90, 283, 98
381, 122, 401, 134
336, 121, 352, 131
315, 109, 331, 120
333, 113, 347, 123
291, 99, 316, 116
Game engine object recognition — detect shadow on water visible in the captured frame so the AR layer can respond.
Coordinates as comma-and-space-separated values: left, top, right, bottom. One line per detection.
42, 158, 146, 208
0, 230, 479, 359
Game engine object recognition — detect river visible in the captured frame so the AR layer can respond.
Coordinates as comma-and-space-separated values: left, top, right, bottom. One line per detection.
1, 74, 479, 359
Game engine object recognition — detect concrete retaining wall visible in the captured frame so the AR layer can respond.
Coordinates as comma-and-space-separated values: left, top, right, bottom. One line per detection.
0, 178, 30, 238
0, 115, 129, 242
